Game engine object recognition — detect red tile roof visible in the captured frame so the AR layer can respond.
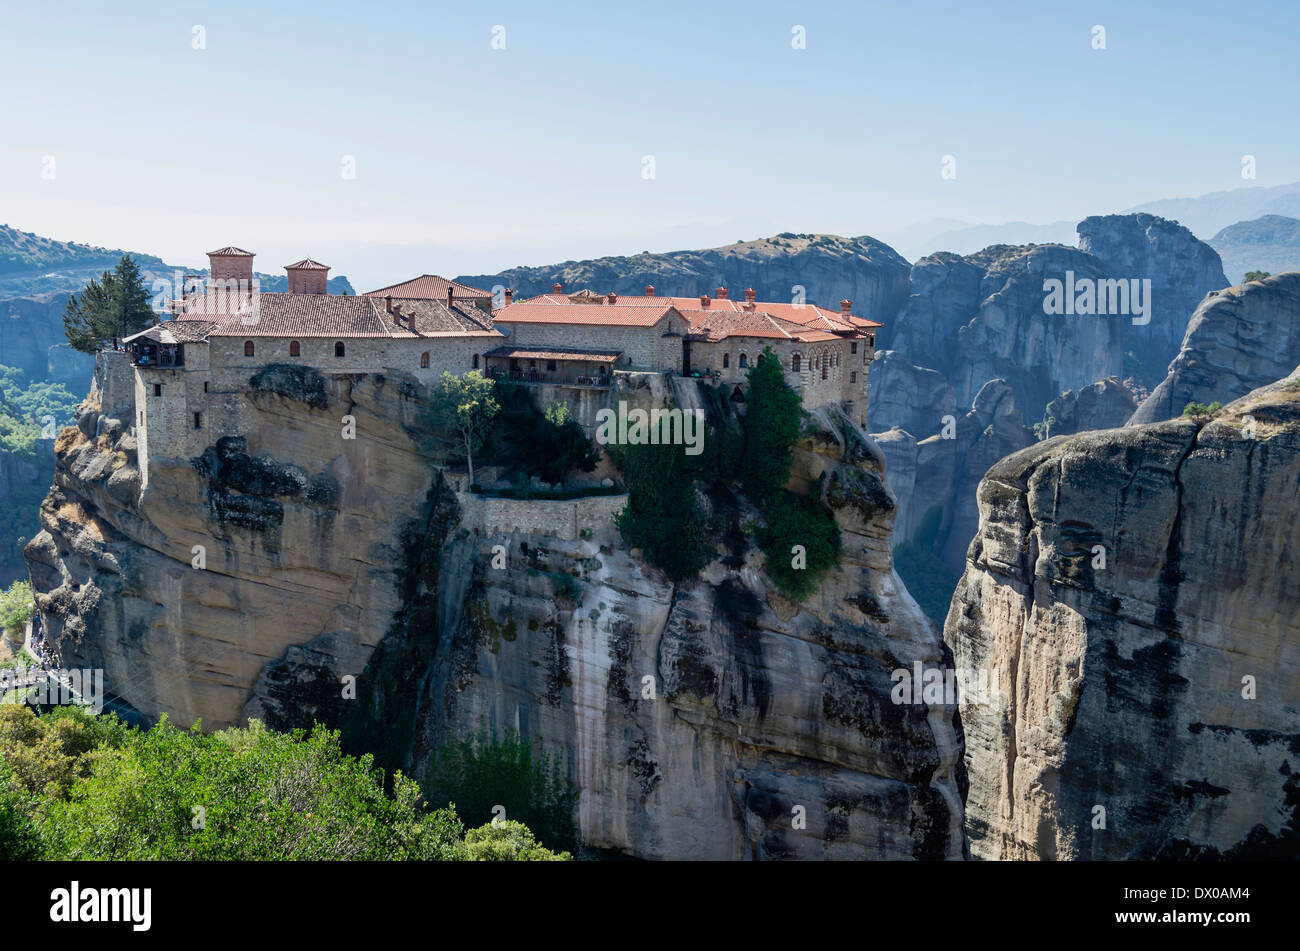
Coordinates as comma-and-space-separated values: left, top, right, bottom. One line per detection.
677, 309, 841, 343
207, 246, 253, 256
507, 291, 881, 331
363, 274, 494, 300
149, 292, 501, 339
285, 258, 330, 270
492, 302, 680, 327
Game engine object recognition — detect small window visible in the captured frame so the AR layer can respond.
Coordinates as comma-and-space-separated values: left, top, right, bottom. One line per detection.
547, 360, 556, 372
334, 341, 345, 358
851, 371, 857, 383
290, 340, 301, 357
153, 383, 162, 397
821, 364, 827, 381
139, 411, 144, 425
244, 341, 255, 357
851, 342, 857, 354
792, 353, 801, 372
739, 353, 748, 368
203, 381, 209, 393
420, 352, 430, 369
723, 353, 730, 369
472, 354, 480, 369
193, 412, 202, 429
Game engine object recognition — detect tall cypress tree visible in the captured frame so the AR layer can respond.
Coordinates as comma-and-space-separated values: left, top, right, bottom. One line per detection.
740, 347, 802, 505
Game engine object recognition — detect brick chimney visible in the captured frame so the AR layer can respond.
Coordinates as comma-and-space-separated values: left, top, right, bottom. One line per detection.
717, 286, 728, 299
700, 295, 711, 308
840, 299, 852, 316
552, 282, 563, 294
447, 286, 454, 308
208, 246, 254, 290
385, 295, 393, 314
607, 292, 617, 304
645, 285, 655, 297
504, 289, 513, 305
285, 258, 329, 294
743, 301, 756, 312
744, 287, 756, 302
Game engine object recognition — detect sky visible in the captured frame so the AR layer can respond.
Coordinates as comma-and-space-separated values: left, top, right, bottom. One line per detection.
1, 0, 1298, 290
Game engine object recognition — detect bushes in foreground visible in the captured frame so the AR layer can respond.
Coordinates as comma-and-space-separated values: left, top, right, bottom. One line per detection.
0, 706, 570, 861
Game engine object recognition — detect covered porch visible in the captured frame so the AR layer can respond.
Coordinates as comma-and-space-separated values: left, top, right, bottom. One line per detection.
483, 346, 620, 387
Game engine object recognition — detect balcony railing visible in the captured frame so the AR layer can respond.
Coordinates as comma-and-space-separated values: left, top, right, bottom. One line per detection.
486, 367, 610, 387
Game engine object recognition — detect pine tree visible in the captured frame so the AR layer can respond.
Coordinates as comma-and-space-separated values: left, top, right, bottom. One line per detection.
62, 255, 155, 353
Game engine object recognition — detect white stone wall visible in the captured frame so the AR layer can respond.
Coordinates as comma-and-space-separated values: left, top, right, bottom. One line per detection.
456, 491, 627, 540
497, 313, 685, 372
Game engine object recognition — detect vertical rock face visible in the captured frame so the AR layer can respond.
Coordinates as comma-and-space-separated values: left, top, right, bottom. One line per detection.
1042, 377, 1138, 438
946, 371, 1300, 859
408, 408, 965, 860
1077, 213, 1229, 383
25, 356, 436, 728
25, 356, 964, 859
1130, 272, 1300, 424
865, 350, 956, 438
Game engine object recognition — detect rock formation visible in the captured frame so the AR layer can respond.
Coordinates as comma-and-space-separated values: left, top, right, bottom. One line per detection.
1042, 377, 1138, 438
946, 369, 1300, 859
865, 350, 955, 438
25, 353, 965, 860
1208, 214, 1300, 285
1131, 272, 1300, 424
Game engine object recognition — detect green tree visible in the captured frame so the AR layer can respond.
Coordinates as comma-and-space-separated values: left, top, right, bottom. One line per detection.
740, 348, 801, 506
533, 404, 599, 485
613, 441, 710, 581
1244, 271, 1272, 283
758, 490, 842, 600
0, 580, 34, 639
1182, 400, 1222, 418
464, 819, 572, 861
423, 370, 500, 485
62, 255, 154, 353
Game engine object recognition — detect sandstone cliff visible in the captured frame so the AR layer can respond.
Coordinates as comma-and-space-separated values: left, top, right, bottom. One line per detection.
1131, 272, 1300, 424
25, 353, 965, 860
945, 369, 1300, 859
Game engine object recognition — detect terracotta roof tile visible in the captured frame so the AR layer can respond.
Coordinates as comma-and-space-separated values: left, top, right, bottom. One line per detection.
207, 246, 253, 256
363, 274, 494, 300
506, 291, 882, 331
285, 258, 330, 270
484, 346, 621, 363
492, 302, 680, 327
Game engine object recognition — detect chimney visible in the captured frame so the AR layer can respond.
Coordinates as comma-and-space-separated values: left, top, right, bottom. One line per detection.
552, 282, 563, 294
645, 285, 655, 297
447, 286, 454, 308
717, 286, 728, 299
700, 295, 711, 308
385, 295, 393, 314
607, 292, 617, 304
207, 247, 255, 299
840, 299, 852, 316
743, 302, 756, 312
744, 287, 756, 302
504, 288, 513, 305
285, 258, 329, 294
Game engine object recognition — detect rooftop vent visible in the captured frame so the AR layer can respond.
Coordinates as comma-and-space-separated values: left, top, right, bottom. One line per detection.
645, 285, 655, 297
744, 288, 756, 302
285, 258, 330, 294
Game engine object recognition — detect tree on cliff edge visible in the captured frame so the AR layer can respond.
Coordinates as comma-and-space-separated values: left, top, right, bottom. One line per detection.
62, 255, 154, 353
740, 347, 801, 505
423, 370, 500, 485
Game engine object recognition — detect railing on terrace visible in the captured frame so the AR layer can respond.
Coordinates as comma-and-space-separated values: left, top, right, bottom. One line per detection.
486, 367, 610, 387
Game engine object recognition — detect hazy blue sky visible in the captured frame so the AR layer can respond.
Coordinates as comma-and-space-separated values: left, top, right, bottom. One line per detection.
2, 0, 1297, 289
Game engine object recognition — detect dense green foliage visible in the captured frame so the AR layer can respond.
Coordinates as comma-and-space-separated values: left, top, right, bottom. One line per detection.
0, 365, 79, 460
464, 818, 572, 860
0, 581, 34, 638
0, 708, 569, 860
1244, 271, 1272, 283
424, 730, 578, 854
0, 225, 162, 278
740, 349, 802, 505
62, 255, 154, 354
483, 384, 598, 485
757, 489, 842, 600
1182, 400, 1222, 418
893, 505, 962, 627
613, 440, 711, 581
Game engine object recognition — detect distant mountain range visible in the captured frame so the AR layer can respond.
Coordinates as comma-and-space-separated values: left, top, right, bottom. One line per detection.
1208, 215, 1300, 283
890, 181, 1300, 264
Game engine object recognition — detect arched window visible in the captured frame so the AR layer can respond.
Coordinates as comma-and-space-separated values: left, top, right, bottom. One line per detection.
420, 352, 430, 368
792, 353, 801, 372
244, 341, 254, 357
821, 361, 828, 380
739, 353, 748, 368
334, 341, 345, 358
289, 340, 300, 357
723, 353, 730, 369
472, 354, 480, 369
